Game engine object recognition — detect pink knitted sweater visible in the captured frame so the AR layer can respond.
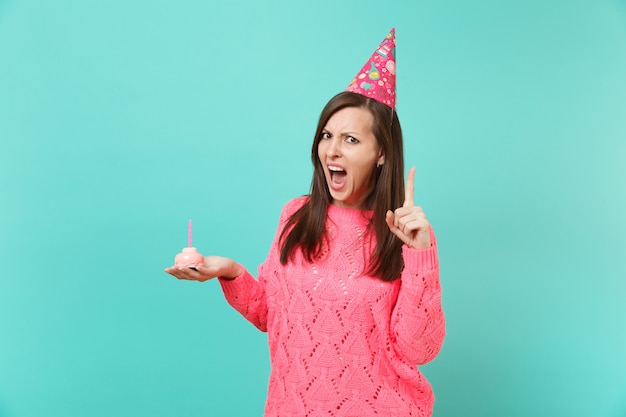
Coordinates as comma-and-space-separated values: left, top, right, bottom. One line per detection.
219, 197, 445, 417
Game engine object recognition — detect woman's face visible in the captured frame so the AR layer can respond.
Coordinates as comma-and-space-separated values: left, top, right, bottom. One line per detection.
317, 106, 384, 209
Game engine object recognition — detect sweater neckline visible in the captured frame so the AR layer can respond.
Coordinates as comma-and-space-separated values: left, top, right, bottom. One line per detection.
327, 203, 373, 225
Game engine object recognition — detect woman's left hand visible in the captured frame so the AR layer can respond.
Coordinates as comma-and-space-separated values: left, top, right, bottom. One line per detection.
385, 167, 432, 249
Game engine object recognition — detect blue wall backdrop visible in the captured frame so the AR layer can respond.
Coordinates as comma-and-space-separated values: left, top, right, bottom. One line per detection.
1, 0, 625, 416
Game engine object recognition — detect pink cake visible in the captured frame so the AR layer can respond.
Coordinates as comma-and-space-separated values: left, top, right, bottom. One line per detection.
175, 247, 204, 267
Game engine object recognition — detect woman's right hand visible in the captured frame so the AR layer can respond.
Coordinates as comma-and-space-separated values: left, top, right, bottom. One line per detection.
165, 256, 242, 282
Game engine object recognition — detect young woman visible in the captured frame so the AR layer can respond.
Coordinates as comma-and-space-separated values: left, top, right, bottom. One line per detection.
166, 30, 445, 417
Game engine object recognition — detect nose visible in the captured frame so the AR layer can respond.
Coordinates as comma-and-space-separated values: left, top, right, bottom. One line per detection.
325, 137, 341, 158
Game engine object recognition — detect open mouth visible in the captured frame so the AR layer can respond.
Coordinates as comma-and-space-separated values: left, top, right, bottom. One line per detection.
328, 165, 347, 188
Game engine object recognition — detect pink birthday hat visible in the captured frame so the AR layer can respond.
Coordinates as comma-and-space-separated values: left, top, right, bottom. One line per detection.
346, 28, 396, 108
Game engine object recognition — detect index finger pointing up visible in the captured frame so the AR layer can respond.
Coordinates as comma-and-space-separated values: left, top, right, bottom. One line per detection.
404, 166, 416, 207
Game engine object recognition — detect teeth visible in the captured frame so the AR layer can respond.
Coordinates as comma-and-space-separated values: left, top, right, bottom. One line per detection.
329, 166, 344, 172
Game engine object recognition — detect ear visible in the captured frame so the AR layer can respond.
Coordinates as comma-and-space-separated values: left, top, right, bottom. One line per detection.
377, 150, 385, 167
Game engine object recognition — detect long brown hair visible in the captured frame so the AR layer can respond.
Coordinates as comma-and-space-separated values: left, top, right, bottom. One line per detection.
279, 91, 405, 281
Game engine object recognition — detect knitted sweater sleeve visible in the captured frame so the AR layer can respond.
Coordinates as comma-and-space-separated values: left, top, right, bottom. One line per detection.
390, 227, 445, 365
217, 197, 305, 333
218, 267, 268, 332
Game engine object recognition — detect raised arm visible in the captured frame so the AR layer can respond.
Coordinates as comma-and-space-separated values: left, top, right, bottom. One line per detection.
385, 167, 445, 364
391, 232, 445, 364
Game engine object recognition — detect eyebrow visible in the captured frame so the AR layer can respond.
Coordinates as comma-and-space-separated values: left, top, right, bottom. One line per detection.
322, 128, 361, 137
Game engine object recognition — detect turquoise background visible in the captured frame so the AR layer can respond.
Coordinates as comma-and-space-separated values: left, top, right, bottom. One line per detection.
1, 0, 625, 416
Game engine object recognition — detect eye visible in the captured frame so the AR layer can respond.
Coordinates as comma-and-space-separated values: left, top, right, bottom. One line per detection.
345, 136, 360, 144
320, 131, 331, 140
